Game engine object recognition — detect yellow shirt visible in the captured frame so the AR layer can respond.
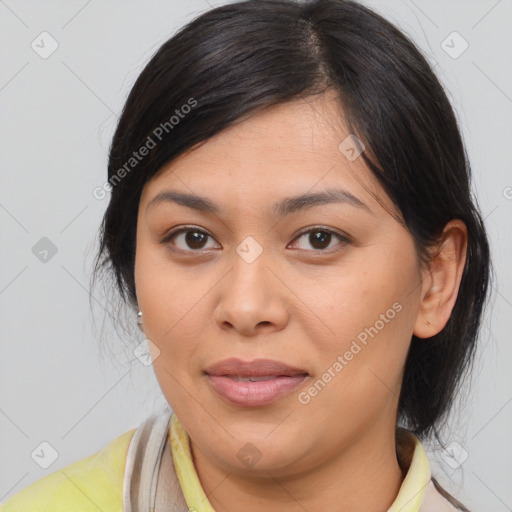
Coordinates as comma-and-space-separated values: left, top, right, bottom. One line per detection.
170, 414, 433, 512
0, 414, 452, 512
0, 429, 133, 511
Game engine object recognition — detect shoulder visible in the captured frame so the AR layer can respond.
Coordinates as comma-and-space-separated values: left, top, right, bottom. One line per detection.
0, 427, 136, 512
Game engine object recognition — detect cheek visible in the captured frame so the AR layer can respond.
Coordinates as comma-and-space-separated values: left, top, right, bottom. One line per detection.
314, 267, 409, 349
134, 241, 205, 375
135, 232, 205, 334
305, 293, 412, 432
310, 243, 418, 388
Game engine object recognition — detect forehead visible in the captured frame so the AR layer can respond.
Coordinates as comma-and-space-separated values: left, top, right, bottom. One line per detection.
140, 93, 397, 218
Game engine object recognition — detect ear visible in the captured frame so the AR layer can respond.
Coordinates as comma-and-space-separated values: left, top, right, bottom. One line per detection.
413, 219, 468, 339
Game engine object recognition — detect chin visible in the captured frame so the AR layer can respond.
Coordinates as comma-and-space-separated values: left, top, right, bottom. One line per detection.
213, 434, 311, 477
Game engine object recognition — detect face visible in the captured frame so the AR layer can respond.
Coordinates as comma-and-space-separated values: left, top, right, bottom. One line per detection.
134, 92, 424, 478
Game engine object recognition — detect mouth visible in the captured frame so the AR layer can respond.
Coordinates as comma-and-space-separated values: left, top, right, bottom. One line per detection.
204, 357, 308, 377
204, 358, 309, 407
226, 375, 291, 382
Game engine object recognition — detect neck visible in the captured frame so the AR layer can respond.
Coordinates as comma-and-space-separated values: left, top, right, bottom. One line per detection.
190, 422, 404, 512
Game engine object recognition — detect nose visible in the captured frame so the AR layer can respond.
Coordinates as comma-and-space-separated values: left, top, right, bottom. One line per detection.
213, 249, 290, 338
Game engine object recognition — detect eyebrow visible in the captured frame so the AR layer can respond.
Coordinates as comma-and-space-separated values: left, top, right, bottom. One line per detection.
145, 187, 372, 217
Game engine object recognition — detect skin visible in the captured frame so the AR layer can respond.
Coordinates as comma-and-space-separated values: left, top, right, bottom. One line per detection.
134, 91, 468, 512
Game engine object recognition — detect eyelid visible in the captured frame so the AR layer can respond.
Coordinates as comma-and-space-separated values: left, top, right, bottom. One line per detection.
291, 225, 351, 242
159, 224, 351, 252
288, 225, 351, 252
159, 225, 219, 247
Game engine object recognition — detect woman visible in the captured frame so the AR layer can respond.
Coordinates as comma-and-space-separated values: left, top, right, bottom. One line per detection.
1, 0, 491, 510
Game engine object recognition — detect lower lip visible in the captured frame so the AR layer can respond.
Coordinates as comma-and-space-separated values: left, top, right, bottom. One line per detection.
207, 374, 307, 407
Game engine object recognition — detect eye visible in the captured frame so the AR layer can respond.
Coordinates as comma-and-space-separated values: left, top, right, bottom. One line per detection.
160, 225, 350, 254
160, 226, 219, 252
288, 227, 350, 252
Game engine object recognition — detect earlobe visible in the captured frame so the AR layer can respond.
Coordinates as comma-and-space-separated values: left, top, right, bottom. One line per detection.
413, 220, 468, 339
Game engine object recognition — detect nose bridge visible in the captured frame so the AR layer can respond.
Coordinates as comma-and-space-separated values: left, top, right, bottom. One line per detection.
214, 235, 289, 334
228, 235, 272, 301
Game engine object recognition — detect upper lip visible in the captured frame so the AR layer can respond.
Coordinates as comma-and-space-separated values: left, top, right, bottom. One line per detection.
205, 358, 308, 377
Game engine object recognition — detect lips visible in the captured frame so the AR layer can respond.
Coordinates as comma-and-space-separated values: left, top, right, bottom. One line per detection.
204, 358, 308, 378
204, 358, 309, 407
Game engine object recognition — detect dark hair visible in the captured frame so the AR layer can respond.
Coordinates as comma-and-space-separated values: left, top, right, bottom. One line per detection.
91, 0, 492, 509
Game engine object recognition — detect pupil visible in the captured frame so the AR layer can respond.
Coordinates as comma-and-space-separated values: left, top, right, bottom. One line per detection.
186, 231, 206, 249
310, 230, 330, 249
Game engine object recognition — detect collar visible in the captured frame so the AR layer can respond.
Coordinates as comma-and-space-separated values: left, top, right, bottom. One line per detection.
169, 414, 431, 512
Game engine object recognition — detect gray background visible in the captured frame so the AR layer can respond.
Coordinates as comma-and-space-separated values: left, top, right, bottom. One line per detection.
1, 0, 511, 509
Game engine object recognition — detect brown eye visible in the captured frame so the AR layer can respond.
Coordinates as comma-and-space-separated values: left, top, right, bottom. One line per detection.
183, 230, 209, 249
290, 228, 349, 252
309, 230, 331, 249
161, 227, 219, 252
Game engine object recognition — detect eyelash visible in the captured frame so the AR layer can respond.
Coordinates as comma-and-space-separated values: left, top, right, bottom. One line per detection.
159, 225, 351, 254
